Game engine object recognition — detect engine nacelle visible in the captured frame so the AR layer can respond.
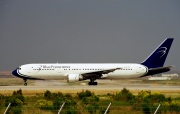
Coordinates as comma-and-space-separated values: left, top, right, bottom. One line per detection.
67, 74, 83, 82
101, 74, 108, 78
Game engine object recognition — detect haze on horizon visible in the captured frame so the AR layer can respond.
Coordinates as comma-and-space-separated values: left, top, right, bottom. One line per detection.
0, 0, 180, 71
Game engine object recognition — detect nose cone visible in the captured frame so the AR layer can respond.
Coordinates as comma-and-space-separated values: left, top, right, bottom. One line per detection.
12, 70, 19, 77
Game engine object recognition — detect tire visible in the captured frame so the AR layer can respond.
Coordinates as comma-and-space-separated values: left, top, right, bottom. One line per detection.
94, 82, 98, 85
24, 83, 27, 86
88, 82, 98, 85
88, 82, 92, 85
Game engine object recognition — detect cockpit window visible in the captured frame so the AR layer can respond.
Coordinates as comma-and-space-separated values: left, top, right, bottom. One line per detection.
17, 67, 21, 70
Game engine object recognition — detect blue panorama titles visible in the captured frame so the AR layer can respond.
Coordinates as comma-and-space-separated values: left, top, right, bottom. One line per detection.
42, 65, 70, 69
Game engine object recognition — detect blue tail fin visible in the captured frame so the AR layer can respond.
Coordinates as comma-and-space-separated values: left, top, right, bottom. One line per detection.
141, 38, 174, 68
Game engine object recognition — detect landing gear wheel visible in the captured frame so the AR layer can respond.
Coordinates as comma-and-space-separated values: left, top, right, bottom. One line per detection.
24, 82, 27, 86
94, 82, 98, 85
88, 79, 98, 85
23, 79, 27, 86
88, 81, 98, 85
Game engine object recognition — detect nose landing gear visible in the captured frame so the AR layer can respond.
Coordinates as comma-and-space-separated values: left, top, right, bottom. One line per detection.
23, 79, 27, 86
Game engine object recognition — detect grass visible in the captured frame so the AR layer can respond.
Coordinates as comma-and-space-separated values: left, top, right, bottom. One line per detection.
22, 97, 54, 114
1, 89, 180, 97
0, 78, 34, 86
1, 89, 180, 114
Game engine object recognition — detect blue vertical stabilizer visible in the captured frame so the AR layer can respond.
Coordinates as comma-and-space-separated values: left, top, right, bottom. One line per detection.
141, 38, 174, 68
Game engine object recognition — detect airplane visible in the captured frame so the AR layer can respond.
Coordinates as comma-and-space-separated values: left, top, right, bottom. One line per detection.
12, 38, 174, 86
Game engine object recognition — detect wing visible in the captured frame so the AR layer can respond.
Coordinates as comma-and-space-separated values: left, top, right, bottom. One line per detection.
81, 68, 121, 79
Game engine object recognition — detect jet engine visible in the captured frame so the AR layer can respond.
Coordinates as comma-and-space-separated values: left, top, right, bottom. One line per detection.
67, 74, 84, 82
101, 74, 108, 78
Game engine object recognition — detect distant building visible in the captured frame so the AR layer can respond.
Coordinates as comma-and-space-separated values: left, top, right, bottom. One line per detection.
162, 73, 178, 77
148, 77, 171, 80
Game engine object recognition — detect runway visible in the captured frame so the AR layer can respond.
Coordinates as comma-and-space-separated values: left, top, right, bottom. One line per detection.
0, 80, 180, 91
1, 85, 180, 91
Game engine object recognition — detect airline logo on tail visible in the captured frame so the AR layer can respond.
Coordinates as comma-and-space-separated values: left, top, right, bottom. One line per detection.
157, 47, 167, 58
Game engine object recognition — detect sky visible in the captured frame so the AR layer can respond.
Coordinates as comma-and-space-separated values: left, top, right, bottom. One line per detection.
0, 0, 180, 71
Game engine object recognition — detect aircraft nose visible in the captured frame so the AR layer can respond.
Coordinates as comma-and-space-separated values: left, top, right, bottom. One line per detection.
12, 69, 19, 76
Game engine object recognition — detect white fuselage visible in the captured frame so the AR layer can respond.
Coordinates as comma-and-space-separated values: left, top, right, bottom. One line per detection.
17, 63, 148, 80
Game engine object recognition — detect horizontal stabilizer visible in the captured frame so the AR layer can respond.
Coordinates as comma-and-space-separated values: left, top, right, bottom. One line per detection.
143, 66, 174, 76
148, 66, 174, 71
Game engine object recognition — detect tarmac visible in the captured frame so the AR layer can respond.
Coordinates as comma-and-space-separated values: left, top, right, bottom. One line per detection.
1, 79, 180, 91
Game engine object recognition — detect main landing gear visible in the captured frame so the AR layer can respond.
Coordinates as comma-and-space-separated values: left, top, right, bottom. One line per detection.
23, 78, 27, 86
88, 79, 98, 85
